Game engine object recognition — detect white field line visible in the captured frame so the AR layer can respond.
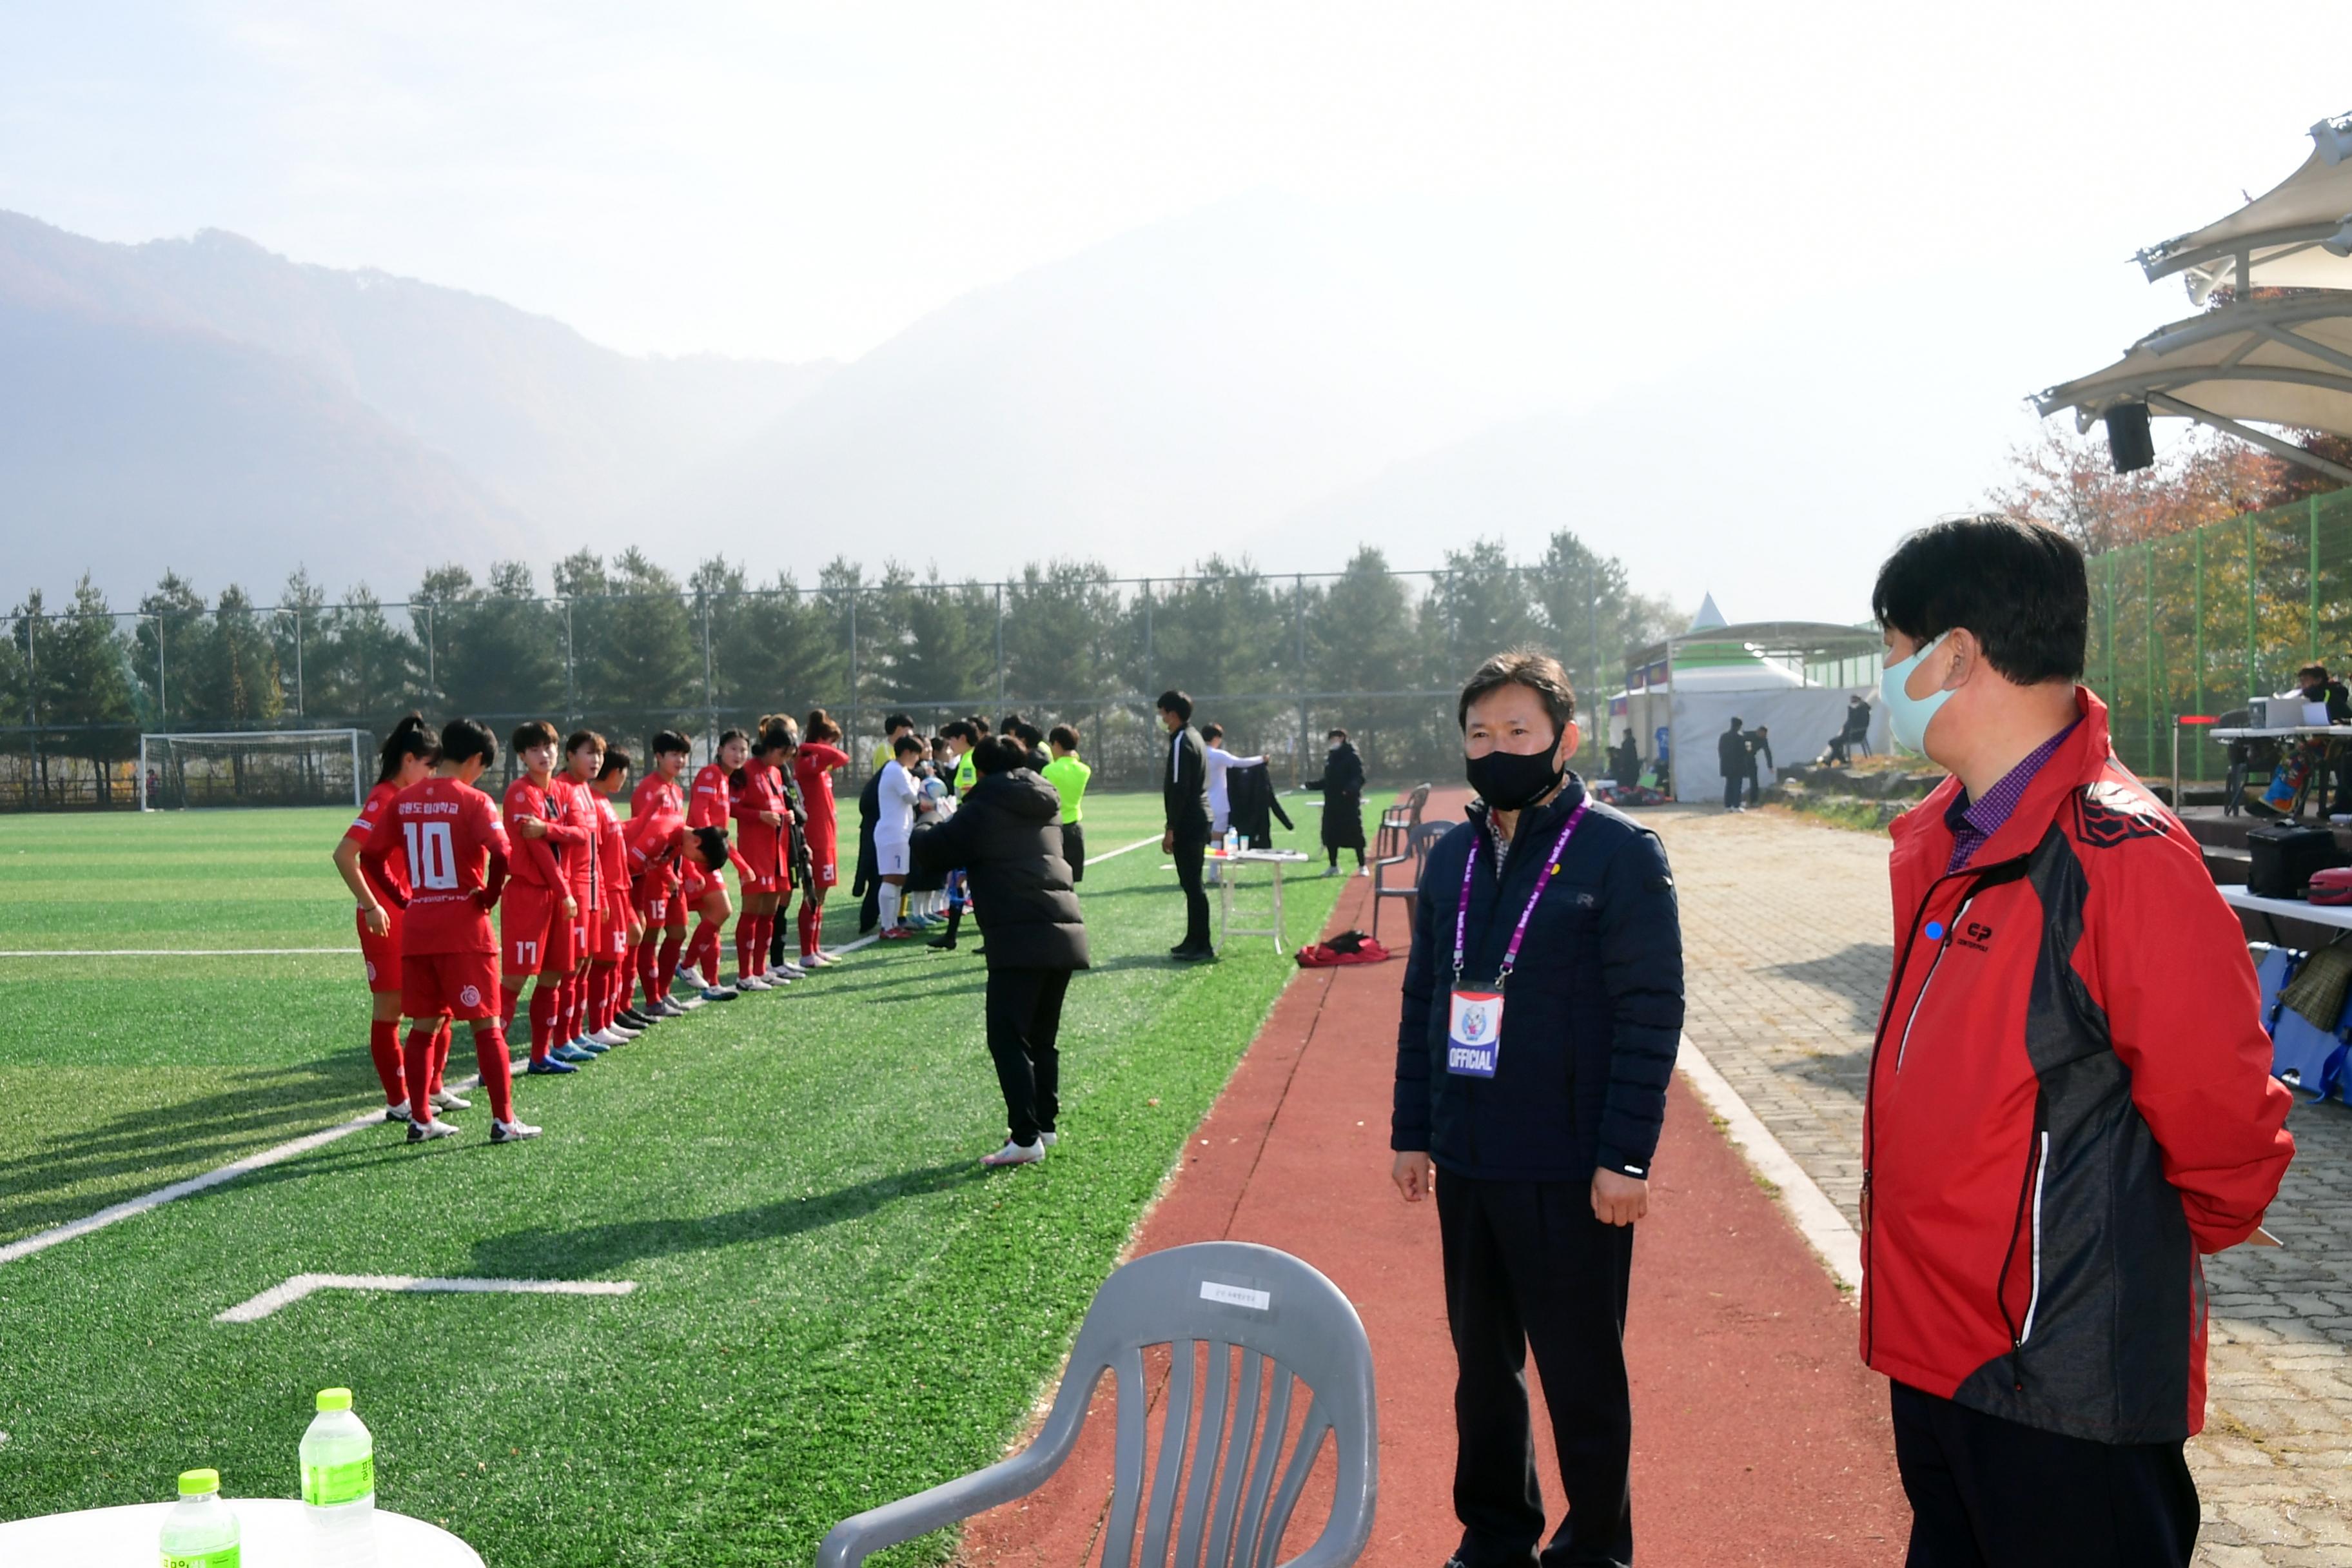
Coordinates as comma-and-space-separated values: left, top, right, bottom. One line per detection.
217, 1273, 636, 1324
0, 947, 360, 957
1675, 1035, 1863, 1294
1086, 835, 1162, 867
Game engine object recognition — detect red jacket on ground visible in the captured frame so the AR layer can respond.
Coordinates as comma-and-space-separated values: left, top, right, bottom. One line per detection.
1862, 689, 2292, 1443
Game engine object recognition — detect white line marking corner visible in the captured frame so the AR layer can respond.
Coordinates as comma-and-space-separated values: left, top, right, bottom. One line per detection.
217, 1273, 637, 1323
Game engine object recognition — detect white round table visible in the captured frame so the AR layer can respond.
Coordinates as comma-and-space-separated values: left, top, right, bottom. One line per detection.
0, 1498, 484, 1563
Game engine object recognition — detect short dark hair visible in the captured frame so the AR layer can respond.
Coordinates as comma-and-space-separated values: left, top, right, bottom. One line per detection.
565, 728, 605, 758
652, 729, 692, 757
1328, 727, 1347, 742
1157, 689, 1193, 722
1871, 515, 2087, 685
687, 825, 729, 868
1048, 724, 1080, 751
2299, 663, 2331, 683
511, 720, 559, 754
598, 747, 632, 781
1456, 649, 1576, 735
972, 735, 1027, 776
892, 734, 926, 758
441, 718, 497, 767
1729, 716, 1743, 730
885, 712, 915, 736
942, 719, 977, 744
1202, 723, 1224, 743
1012, 721, 1044, 747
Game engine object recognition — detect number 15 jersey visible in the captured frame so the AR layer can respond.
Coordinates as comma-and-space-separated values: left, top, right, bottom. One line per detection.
361, 775, 511, 955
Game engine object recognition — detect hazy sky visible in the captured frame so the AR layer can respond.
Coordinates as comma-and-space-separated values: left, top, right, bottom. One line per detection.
8, 3, 2352, 616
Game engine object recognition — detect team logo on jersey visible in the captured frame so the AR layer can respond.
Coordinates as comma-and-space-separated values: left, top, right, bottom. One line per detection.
2079, 781, 2170, 848
459, 985, 482, 1008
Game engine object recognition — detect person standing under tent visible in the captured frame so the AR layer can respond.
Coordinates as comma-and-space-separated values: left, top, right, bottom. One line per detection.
1041, 725, 1091, 884
911, 734, 1089, 1168
1744, 724, 1774, 805
358, 718, 539, 1146
1158, 690, 1213, 960
1306, 727, 1367, 877
332, 714, 454, 1123
1610, 729, 1642, 790
1716, 716, 1749, 812
791, 710, 852, 966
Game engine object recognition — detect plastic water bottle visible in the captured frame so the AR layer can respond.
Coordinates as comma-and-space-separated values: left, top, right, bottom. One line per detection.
159, 1468, 240, 1567
300, 1387, 378, 1564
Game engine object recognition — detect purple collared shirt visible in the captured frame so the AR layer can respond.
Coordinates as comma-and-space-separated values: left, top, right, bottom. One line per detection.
1945, 721, 2079, 874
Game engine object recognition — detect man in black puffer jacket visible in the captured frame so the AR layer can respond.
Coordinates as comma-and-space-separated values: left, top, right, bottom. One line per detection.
1393, 648, 1683, 1568
912, 736, 1090, 1168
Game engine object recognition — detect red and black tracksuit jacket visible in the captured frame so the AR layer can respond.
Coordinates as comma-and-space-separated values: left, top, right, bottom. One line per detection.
1863, 689, 2293, 1444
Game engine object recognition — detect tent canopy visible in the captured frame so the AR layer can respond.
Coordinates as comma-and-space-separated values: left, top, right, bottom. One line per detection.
1629, 619, 1883, 679
2033, 294, 2352, 484
2139, 112, 2352, 302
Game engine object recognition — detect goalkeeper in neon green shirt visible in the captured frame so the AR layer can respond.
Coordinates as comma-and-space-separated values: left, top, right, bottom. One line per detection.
1041, 725, 1092, 884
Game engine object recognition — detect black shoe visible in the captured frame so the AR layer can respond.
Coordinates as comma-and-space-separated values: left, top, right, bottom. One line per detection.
1171, 945, 1213, 962
927, 935, 957, 950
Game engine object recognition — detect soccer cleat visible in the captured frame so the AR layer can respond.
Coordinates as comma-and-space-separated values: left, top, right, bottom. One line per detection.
773, 961, 807, 981
981, 1139, 1045, 1168
430, 1089, 471, 1112
551, 1043, 598, 1064
667, 995, 702, 1013
881, 926, 919, 941
1323, 865, 1339, 877
735, 974, 773, 992
617, 1007, 658, 1029
588, 1028, 635, 1047
489, 1117, 542, 1144
384, 1103, 412, 1123
1039, 1130, 1059, 1148
570, 1037, 610, 1055
406, 1117, 460, 1144
701, 985, 739, 1002
803, 951, 836, 967
928, 934, 958, 950
525, 1057, 580, 1075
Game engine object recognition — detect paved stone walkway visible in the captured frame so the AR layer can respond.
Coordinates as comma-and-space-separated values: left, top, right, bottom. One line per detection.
1647, 803, 2351, 1567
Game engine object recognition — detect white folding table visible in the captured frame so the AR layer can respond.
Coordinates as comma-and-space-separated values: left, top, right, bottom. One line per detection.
1208, 848, 1314, 956
2217, 883, 2352, 941
0, 1498, 484, 1563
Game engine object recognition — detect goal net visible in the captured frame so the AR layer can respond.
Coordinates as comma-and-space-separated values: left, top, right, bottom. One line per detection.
139, 730, 368, 811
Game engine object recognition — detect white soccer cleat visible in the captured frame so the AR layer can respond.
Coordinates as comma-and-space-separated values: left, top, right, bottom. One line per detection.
770, 961, 806, 981
406, 1117, 460, 1144
671, 994, 703, 1012
429, 1089, 471, 1112
489, 1117, 542, 1144
384, 1103, 412, 1123
981, 1139, 1046, 1168
588, 1027, 634, 1047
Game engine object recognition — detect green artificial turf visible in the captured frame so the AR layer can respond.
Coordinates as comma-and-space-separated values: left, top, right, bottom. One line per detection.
0, 790, 1348, 1565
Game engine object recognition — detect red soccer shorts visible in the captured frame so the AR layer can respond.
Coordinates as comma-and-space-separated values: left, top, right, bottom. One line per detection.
402, 950, 500, 1021
550, 910, 585, 969
743, 870, 787, 894
502, 884, 561, 974
357, 904, 403, 994
601, 898, 632, 957
581, 905, 604, 960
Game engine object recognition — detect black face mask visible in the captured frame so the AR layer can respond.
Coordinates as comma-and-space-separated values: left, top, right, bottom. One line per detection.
1465, 742, 1565, 811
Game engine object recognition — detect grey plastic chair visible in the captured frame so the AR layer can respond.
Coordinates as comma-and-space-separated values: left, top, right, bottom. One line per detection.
816, 1240, 1378, 1568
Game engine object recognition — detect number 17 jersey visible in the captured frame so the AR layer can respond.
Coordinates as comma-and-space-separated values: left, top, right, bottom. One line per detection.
362, 775, 510, 955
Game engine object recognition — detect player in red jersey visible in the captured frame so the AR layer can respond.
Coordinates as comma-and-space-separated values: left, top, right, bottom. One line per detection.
625, 803, 689, 1014
550, 730, 610, 1056
358, 718, 538, 1144
588, 747, 654, 1039
631, 730, 694, 1010
791, 709, 852, 966
331, 714, 446, 1121
683, 729, 749, 1001
731, 717, 799, 989
499, 721, 591, 1072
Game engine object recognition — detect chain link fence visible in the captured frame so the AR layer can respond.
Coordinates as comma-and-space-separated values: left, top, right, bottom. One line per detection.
2090, 488, 2352, 783
1, 558, 1663, 809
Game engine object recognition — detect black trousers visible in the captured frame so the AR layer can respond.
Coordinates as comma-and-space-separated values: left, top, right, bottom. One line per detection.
1721, 776, 1741, 809
983, 966, 1070, 1147
1171, 833, 1210, 951
1890, 1382, 2196, 1568
1437, 1171, 1634, 1568
1062, 821, 1086, 885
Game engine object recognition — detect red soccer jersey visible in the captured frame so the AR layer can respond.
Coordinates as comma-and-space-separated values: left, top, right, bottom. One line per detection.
593, 792, 629, 908
503, 775, 584, 889
551, 774, 603, 904
345, 781, 414, 905
687, 763, 732, 830
632, 770, 685, 821
794, 741, 848, 831
627, 808, 685, 897
360, 776, 509, 955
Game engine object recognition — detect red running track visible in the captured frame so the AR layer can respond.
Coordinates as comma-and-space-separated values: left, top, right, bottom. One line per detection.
961, 794, 1905, 1567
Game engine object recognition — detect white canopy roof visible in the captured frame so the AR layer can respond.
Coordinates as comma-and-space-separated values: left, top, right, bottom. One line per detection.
2033, 293, 2352, 484
2139, 112, 2352, 302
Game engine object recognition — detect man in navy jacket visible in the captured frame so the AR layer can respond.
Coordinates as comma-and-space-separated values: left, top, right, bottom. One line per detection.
1393, 649, 1685, 1568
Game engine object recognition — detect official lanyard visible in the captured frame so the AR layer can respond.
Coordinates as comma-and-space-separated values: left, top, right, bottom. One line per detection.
1453, 799, 1589, 987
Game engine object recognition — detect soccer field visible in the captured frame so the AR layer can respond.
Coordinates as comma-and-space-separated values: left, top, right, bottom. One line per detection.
0, 792, 1348, 1563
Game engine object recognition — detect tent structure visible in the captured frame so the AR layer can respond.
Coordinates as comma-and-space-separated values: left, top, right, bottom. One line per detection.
2039, 107, 2352, 487
2034, 294, 2352, 484
2138, 112, 2352, 304
1607, 620, 1886, 799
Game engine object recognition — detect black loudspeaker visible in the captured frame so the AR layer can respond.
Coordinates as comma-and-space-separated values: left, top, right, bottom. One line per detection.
2106, 401, 2155, 473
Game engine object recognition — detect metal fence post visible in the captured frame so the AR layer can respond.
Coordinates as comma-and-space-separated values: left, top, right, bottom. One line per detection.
424, 603, 436, 698
1294, 573, 1308, 786
2191, 531, 2203, 781
848, 591, 859, 742
294, 606, 305, 719
2246, 512, 2257, 700
700, 596, 716, 743
24, 613, 37, 807
2312, 496, 2323, 663
563, 600, 577, 723
995, 582, 1006, 712
1142, 580, 1154, 700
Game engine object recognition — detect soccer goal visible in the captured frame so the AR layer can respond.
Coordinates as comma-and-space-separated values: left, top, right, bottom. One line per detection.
139, 730, 369, 811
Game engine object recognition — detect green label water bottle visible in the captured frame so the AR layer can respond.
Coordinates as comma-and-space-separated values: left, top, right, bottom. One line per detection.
158, 1467, 241, 1567
299, 1387, 377, 1511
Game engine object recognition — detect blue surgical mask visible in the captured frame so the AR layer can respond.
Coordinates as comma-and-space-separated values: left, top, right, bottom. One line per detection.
1880, 633, 1954, 754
